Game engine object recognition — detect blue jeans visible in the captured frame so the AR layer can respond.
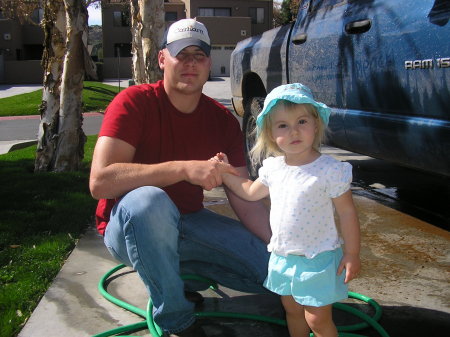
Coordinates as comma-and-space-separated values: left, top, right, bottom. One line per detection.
104, 186, 270, 334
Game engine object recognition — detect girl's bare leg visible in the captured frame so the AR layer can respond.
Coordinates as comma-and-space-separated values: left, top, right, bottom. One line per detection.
281, 295, 311, 337
304, 304, 337, 337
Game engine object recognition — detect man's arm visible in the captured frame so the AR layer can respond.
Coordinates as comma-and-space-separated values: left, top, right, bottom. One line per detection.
89, 136, 237, 200
224, 166, 272, 244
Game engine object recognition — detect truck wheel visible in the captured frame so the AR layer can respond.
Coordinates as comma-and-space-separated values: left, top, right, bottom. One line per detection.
243, 96, 265, 179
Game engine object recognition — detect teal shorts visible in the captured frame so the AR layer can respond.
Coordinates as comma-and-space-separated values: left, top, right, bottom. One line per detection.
263, 248, 348, 307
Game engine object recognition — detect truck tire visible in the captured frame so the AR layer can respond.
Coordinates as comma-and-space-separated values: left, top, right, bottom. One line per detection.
243, 96, 265, 179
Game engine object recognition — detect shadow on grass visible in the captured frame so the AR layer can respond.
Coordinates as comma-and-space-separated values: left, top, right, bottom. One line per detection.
0, 141, 97, 251
83, 85, 118, 97
0, 138, 98, 337
82, 84, 121, 111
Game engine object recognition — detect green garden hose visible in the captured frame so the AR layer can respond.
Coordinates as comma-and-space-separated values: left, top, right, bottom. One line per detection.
93, 264, 390, 337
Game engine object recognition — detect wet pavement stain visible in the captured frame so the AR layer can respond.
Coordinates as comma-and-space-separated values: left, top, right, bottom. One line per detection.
201, 187, 450, 337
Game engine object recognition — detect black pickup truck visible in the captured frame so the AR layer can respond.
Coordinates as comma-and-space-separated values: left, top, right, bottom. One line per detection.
230, 0, 450, 177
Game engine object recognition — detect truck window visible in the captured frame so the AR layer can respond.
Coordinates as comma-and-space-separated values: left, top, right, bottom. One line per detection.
428, 0, 450, 25
309, 0, 346, 13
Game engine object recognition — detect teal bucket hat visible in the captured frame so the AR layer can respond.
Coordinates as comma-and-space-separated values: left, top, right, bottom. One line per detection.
256, 83, 331, 131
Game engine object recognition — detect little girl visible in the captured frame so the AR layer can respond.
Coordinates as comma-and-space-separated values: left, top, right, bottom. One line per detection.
213, 83, 361, 337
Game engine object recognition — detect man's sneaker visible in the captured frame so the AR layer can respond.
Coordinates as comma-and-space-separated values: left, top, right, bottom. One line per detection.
184, 290, 204, 304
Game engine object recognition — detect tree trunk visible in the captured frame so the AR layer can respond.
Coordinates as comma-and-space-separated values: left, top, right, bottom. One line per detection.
35, 0, 91, 172
35, 0, 66, 172
130, 0, 145, 84
131, 0, 164, 84
53, 0, 88, 171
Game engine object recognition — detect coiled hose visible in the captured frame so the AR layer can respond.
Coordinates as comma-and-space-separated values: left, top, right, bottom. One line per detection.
93, 264, 390, 337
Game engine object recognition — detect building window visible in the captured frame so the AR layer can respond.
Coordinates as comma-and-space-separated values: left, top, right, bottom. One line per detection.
165, 11, 177, 22
24, 44, 43, 60
249, 7, 264, 24
198, 8, 231, 17
113, 11, 130, 27
114, 43, 132, 57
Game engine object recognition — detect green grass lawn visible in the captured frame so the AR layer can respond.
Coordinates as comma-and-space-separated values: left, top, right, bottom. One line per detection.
0, 81, 121, 117
0, 81, 118, 336
0, 137, 97, 337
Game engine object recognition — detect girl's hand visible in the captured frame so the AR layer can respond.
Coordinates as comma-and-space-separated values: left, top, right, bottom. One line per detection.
208, 152, 239, 178
337, 253, 361, 283
211, 152, 229, 164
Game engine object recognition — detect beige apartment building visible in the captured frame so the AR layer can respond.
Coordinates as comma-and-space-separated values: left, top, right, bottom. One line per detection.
0, 8, 44, 83
0, 0, 272, 83
103, 0, 273, 78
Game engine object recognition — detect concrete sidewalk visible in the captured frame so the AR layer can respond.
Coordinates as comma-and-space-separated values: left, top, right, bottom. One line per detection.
0, 140, 37, 155
0, 84, 42, 98
0, 79, 131, 99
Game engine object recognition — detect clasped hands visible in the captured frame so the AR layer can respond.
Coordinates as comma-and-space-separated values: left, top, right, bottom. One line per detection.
185, 153, 236, 191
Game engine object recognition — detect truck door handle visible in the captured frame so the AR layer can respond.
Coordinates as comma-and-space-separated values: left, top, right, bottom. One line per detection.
292, 33, 307, 45
345, 19, 371, 34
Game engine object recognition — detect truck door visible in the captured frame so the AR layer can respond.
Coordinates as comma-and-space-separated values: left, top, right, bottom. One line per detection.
289, 0, 450, 176
338, 0, 450, 169
288, 0, 351, 149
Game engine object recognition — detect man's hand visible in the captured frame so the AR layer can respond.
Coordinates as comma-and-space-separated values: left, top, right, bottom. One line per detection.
184, 160, 238, 191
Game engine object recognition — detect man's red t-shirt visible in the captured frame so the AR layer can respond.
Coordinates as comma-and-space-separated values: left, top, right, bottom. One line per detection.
95, 80, 246, 235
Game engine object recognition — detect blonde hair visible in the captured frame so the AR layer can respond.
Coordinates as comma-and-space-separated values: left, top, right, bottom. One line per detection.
250, 101, 327, 167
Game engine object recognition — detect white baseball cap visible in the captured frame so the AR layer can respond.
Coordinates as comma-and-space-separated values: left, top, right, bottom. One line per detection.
163, 18, 211, 56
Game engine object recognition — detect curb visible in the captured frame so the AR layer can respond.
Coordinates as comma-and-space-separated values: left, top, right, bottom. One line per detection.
0, 140, 37, 155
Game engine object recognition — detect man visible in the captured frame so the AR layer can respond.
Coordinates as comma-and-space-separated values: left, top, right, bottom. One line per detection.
89, 18, 271, 337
